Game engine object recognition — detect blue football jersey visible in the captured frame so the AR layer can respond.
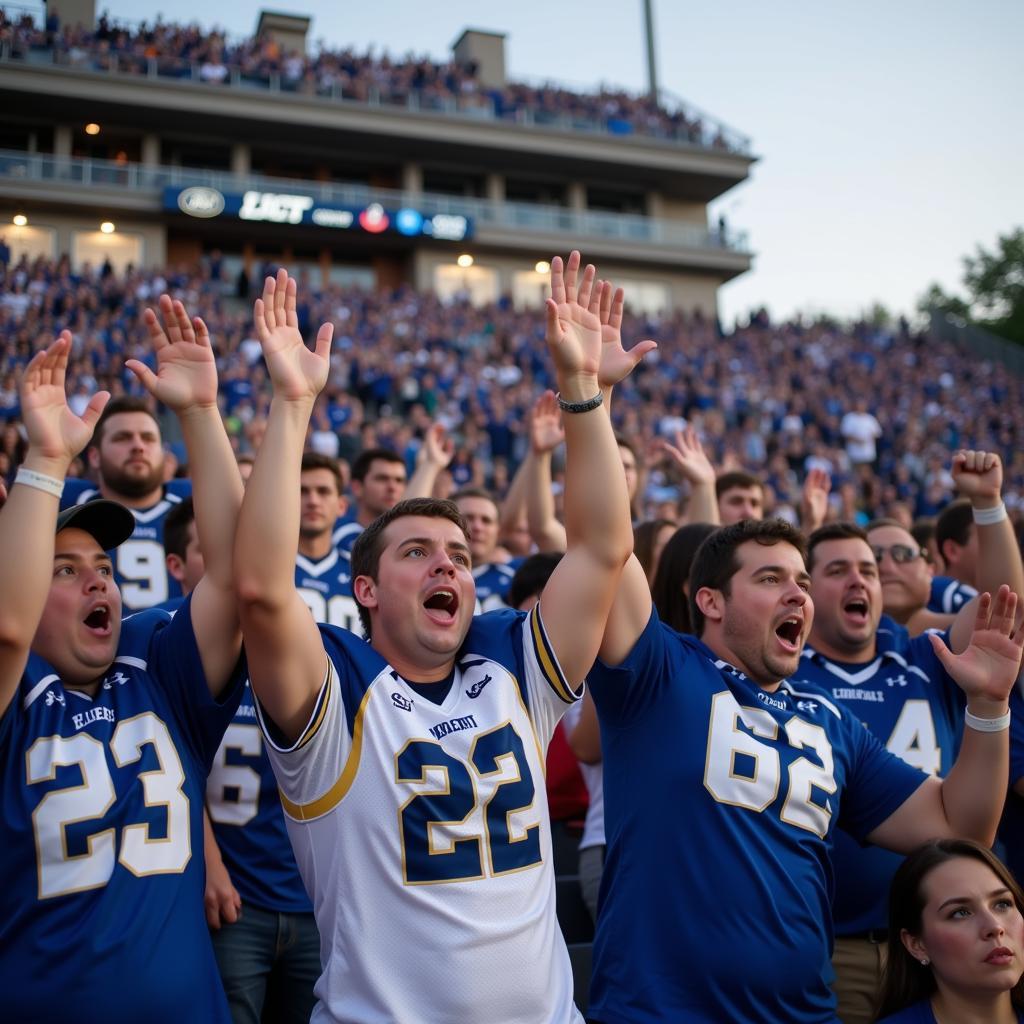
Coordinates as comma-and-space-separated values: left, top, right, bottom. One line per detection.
472, 558, 524, 612
587, 611, 927, 1024
0, 601, 244, 1024
928, 575, 977, 615
332, 514, 363, 555
61, 478, 193, 612
206, 684, 312, 913
295, 548, 361, 633
997, 687, 1024, 886
791, 616, 963, 935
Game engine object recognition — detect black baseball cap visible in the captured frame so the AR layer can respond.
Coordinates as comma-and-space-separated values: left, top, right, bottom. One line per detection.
55, 499, 136, 551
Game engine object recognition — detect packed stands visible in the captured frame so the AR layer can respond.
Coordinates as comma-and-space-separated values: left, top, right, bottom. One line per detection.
2, 253, 1021, 526
0, 8, 743, 151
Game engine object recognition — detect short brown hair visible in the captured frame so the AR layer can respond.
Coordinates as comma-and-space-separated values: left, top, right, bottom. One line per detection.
301, 452, 344, 493
91, 395, 159, 448
349, 498, 469, 638
806, 522, 869, 573
689, 518, 806, 637
162, 497, 195, 560
715, 471, 764, 500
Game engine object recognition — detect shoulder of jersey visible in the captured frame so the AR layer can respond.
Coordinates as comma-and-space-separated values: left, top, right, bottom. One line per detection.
164, 479, 192, 499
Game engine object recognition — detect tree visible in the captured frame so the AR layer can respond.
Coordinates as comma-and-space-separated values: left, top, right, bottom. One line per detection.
919, 228, 1024, 344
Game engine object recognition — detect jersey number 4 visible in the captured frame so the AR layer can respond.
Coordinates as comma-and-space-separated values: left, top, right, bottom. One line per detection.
26, 712, 190, 899
396, 723, 542, 885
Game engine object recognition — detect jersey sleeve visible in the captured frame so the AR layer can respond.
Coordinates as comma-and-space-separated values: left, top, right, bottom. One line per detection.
837, 711, 930, 843
586, 608, 683, 726
145, 597, 246, 770
513, 604, 581, 745
251, 630, 370, 821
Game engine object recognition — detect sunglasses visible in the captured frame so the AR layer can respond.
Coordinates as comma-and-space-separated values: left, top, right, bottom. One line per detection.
870, 544, 925, 565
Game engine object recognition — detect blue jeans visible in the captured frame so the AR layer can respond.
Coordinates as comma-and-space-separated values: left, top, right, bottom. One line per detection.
210, 902, 320, 1024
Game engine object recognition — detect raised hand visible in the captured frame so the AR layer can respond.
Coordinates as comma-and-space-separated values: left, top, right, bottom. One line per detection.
800, 467, 832, 532
952, 450, 1002, 505
418, 423, 455, 468
529, 390, 565, 454
253, 269, 334, 403
20, 332, 108, 467
661, 425, 715, 487
127, 294, 217, 412
544, 252, 603, 386
587, 278, 658, 389
929, 585, 1024, 705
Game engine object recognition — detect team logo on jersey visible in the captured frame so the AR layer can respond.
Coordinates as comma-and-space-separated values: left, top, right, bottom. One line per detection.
391, 692, 413, 712
466, 674, 492, 699
102, 671, 130, 690
45, 690, 66, 707
796, 699, 819, 714
886, 674, 909, 688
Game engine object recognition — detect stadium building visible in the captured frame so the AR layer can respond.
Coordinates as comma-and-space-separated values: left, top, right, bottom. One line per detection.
0, 2, 754, 315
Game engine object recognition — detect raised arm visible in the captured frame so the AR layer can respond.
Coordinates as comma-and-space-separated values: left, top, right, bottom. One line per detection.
0, 334, 108, 716
799, 468, 831, 534
519, 390, 567, 553
869, 586, 1023, 851
947, 451, 1024, 654
537, 253, 636, 685
405, 422, 454, 500
662, 425, 719, 526
127, 296, 243, 695
235, 271, 334, 741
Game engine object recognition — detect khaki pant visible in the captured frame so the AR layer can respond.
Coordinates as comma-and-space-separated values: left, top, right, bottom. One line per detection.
832, 936, 888, 1024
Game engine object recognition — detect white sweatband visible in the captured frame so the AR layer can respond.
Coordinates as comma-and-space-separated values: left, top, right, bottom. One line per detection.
965, 708, 1011, 733
14, 467, 64, 499
972, 502, 1008, 526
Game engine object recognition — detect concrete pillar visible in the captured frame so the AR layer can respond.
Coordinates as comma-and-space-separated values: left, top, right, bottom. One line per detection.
141, 134, 160, 168
231, 143, 251, 178
646, 191, 664, 218
451, 29, 506, 88
567, 182, 586, 211
402, 162, 423, 197
485, 173, 505, 203
54, 125, 73, 158
52, 0, 97, 30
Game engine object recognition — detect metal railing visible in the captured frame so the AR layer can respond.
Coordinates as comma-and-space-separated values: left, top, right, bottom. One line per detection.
0, 148, 751, 253
0, 43, 752, 155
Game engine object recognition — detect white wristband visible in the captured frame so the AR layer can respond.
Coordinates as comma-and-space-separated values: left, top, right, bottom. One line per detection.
14, 467, 64, 499
965, 708, 1011, 733
972, 502, 1008, 526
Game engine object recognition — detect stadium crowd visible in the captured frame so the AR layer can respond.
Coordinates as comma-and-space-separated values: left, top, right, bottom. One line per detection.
2, 252, 1024, 533
0, 8, 731, 148
4, 247, 1024, 1024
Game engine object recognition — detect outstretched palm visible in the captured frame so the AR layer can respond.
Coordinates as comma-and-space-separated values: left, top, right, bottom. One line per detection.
530, 391, 564, 454
254, 269, 334, 402
545, 252, 603, 379
588, 279, 658, 389
662, 426, 715, 487
930, 586, 1024, 704
126, 294, 217, 411
20, 332, 108, 463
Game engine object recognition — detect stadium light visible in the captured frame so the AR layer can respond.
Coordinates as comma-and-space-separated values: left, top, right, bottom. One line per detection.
12, 213, 27, 227
85, 122, 101, 135
457, 254, 474, 268
100, 221, 116, 234
534, 260, 550, 274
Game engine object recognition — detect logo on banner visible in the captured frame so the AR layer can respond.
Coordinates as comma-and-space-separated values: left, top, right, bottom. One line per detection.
177, 186, 225, 219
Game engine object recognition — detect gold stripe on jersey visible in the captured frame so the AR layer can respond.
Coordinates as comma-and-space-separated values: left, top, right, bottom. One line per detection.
294, 660, 335, 751
529, 605, 576, 703
280, 682, 373, 822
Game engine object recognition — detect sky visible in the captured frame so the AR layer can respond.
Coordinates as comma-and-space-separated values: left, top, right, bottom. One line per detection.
93, 0, 1024, 325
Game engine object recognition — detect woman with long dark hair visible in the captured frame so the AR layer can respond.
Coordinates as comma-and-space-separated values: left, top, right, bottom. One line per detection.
875, 838, 1024, 1022
649, 522, 717, 633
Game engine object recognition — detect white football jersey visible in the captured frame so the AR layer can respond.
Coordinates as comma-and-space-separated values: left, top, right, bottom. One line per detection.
255, 605, 584, 1024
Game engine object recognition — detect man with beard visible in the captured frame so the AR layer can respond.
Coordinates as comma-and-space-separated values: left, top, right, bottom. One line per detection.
62, 395, 190, 611
585, 517, 1022, 1024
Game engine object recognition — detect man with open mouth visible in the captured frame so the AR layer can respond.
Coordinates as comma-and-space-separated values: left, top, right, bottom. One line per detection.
791, 450, 1023, 1024
0, 297, 245, 1024
234, 255, 636, 1023
585, 492, 1023, 1023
